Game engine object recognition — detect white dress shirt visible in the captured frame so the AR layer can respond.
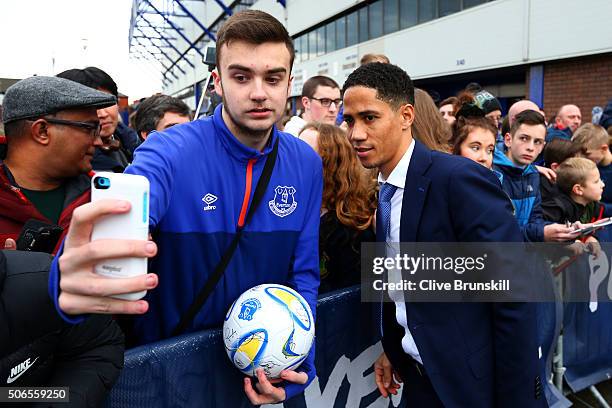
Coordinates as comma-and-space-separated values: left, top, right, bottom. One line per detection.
378, 139, 423, 364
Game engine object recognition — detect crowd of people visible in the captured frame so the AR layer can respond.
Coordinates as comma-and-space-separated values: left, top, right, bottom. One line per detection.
0, 8, 611, 407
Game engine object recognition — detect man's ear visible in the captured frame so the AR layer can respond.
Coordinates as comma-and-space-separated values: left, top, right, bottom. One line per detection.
30, 119, 51, 146
301, 96, 310, 112
504, 132, 512, 148
601, 144, 609, 153
212, 69, 222, 97
400, 103, 415, 130
140, 131, 148, 141
287, 75, 293, 99
551, 162, 560, 171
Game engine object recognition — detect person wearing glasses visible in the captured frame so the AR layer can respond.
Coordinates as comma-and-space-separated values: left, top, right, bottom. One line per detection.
57, 67, 141, 173
0, 76, 115, 253
284, 75, 341, 137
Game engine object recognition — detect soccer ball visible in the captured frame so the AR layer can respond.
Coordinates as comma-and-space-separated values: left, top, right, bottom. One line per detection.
223, 284, 315, 379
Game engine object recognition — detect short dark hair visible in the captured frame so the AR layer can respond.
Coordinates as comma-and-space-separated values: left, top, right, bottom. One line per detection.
501, 115, 510, 136
301, 76, 339, 98
543, 138, 580, 168
510, 109, 546, 136
216, 10, 295, 71
342, 63, 414, 109
439, 96, 458, 109
133, 94, 191, 136
56, 67, 118, 96
3, 119, 26, 143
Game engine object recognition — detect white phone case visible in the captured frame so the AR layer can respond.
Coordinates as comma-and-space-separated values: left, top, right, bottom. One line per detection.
91, 172, 150, 300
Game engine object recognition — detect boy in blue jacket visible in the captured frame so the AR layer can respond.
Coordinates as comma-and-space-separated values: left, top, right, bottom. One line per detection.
493, 110, 577, 242
50, 10, 322, 405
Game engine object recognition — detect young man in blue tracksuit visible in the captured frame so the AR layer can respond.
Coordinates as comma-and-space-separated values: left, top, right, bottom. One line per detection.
50, 10, 321, 405
494, 109, 576, 243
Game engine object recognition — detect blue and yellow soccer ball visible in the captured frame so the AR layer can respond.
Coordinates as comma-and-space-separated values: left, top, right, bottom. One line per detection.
223, 284, 315, 379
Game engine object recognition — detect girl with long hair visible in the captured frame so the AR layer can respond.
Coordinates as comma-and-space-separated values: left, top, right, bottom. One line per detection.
299, 122, 377, 294
449, 94, 498, 169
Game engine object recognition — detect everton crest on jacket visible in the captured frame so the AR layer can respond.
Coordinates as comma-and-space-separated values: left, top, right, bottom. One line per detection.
124, 105, 322, 399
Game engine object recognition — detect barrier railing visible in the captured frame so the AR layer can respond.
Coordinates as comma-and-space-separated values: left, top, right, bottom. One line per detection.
106, 254, 612, 407
106, 287, 404, 407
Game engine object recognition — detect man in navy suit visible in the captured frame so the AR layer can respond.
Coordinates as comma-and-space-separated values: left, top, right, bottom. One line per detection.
342, 63, 546, 407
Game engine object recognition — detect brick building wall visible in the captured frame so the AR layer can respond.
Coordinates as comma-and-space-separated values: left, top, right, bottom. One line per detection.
541, 52, 612, 123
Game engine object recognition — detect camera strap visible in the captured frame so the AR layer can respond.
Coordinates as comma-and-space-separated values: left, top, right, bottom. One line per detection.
172, 137, 279, 337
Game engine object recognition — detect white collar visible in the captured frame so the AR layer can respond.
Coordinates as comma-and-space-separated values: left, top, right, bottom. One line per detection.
378, 139, 415, 189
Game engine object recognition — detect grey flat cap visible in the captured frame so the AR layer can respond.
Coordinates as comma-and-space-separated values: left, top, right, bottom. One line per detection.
2, 76, 117, 124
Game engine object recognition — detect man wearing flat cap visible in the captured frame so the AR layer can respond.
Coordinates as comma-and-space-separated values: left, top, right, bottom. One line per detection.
0, 76, 116, 253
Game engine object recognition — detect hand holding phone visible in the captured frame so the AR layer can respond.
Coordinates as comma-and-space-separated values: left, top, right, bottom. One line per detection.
91, 173, 150, 300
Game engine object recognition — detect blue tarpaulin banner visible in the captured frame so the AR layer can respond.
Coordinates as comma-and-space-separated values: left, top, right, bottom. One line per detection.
106, 287, 405, 407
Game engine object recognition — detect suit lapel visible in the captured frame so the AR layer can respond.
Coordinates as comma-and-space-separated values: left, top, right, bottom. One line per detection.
376, 200, 384, 243
400, 140, 432, 242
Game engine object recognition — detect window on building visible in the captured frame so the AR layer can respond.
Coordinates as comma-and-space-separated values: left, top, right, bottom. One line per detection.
293, 0, 498, 60
359, 7, 369, 43
308, 30, 317, 59
316, 26, 326, 56
438, 0, 460, 17
326, 21, 336, 53
418, 0, 436, 22
336, 16, 346, 49
298, 35, 307, 62
347, 11, 359, 46
463, 0, 487, 8
369, 1, 383, 39
384, 0, 399, 34
400, 0, 418, 29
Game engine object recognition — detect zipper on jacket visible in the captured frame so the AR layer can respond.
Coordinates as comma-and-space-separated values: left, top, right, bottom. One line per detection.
237, 158, 257, 228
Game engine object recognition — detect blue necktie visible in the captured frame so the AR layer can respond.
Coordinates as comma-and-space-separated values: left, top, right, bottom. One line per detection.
378, 182, 397, 335
379, 183, 397, 241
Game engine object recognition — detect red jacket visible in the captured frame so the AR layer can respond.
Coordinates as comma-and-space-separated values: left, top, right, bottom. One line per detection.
0, 164, 91, 254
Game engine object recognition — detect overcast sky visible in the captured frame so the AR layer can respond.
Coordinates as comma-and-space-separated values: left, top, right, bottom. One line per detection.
0, 0, 163, 102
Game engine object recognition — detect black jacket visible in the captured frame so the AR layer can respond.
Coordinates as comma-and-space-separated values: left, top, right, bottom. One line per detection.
0, 250, 124, 407
92, 122, 140, 173
542, 189, 604, 225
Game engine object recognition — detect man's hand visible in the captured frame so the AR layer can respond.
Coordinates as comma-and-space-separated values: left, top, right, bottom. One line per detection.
243, 368, 307, 405
58, 199, 159, 315
544, 223, 580, 242
374, 352, 402, 398
535, 166, 557, 182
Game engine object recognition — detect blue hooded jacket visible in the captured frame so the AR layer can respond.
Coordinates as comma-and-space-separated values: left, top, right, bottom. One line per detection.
50, 105, 322, 399
493, 149, 546, 242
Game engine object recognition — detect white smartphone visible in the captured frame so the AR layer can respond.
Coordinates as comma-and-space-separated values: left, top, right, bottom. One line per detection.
91, 172, 150, 300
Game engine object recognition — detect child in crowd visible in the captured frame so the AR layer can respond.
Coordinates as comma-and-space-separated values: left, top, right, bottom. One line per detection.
493, 110, 575, 242
299, 123, 376, 294
539, 138, 581, 203
542, 158, 604, 254
571, 123, 612, 213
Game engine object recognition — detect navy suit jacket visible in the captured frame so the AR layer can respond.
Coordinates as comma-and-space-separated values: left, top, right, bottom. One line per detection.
379, 140, 546, 407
